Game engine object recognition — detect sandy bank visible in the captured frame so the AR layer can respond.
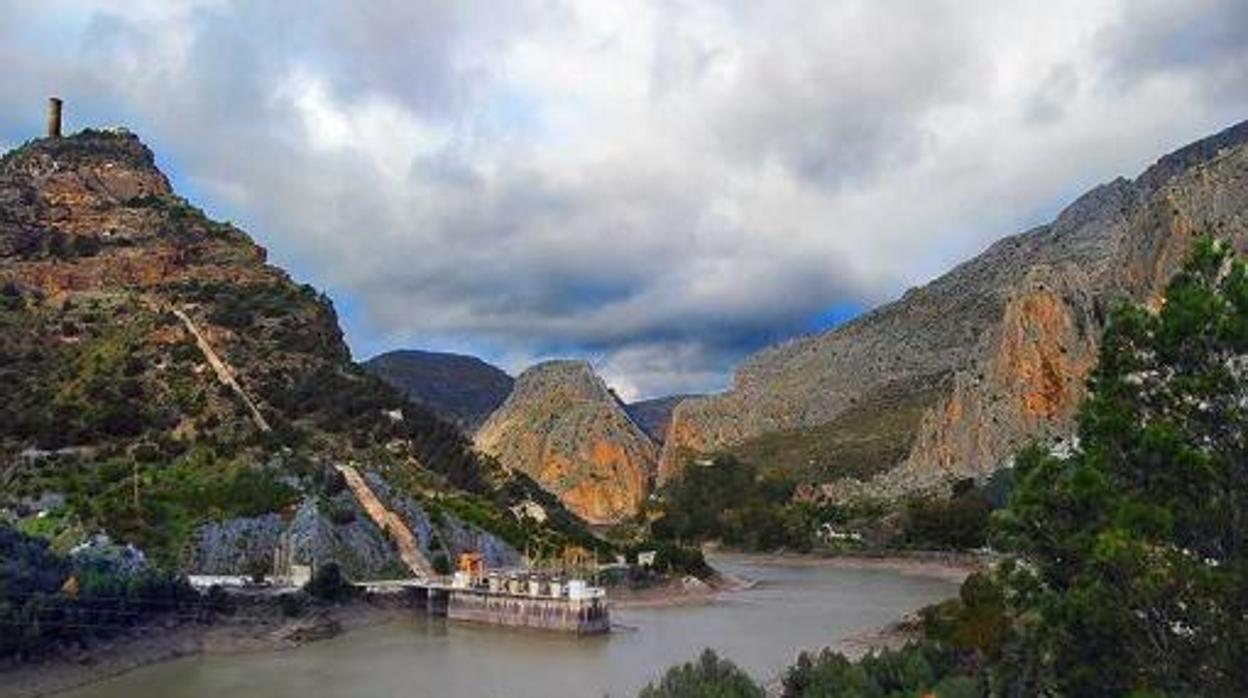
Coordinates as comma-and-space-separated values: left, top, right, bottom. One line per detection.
607, 570, 753, 609
706, 548, 987, 585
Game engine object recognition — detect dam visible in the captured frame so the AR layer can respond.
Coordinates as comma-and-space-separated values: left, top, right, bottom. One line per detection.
335, 462, 609, 635
361, 570, 610, 635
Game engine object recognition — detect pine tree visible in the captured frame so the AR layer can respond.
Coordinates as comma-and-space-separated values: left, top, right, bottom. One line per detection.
993, 236, 1248, 696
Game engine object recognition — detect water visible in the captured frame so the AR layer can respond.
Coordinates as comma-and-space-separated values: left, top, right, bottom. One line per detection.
56, 555, 958, 698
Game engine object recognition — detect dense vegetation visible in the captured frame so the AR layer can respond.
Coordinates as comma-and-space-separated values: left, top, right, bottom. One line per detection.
899, 477, 997, 550
7, 447, 298, 568
0, 523, 200, 661
651, 456, 815, 551
650, 455, 1002, 553
645, 236, 1248, 696
983, 235, 1248, 696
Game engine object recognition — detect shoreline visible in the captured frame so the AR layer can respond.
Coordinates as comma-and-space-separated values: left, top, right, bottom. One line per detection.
1, 551, 974, 697
607, 570, 754, 609
0, 601, 405, 698
705, 547, 986, 585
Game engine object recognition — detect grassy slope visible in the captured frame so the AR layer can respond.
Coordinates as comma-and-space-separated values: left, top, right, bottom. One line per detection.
727, 380, 949, 484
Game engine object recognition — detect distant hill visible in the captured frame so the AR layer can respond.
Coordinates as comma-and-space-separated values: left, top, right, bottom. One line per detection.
625, 395, 696, 443
662, 118, 1248, 500
476, 360, 657, 524
364, 350, 514, 433
0, 127, 601, 573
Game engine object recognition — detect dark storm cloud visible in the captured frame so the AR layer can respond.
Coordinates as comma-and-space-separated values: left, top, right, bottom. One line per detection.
1, 1, 1247, 399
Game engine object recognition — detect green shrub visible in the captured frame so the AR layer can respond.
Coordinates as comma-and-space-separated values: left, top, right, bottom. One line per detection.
651, 456, 812, 551
431, 552, 451, 575
640, 649, 763, 698
900, 482, 992, 550
780, 643, 977, 697
304, 562, 351, 602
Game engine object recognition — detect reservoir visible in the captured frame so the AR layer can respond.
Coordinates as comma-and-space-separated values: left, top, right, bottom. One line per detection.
56, 554, 961, 698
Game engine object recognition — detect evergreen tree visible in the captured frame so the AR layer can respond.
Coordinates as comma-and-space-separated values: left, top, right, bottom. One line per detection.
992, 236, 1248, 696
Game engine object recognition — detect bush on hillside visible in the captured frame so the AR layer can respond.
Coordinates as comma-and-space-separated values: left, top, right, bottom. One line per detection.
304, 562, 352, 602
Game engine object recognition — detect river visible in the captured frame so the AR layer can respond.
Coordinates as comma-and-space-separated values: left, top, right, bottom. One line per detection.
56, 554, 960, 698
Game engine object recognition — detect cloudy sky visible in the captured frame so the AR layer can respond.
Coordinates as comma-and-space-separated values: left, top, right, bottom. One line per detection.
2, 1, 1246, 399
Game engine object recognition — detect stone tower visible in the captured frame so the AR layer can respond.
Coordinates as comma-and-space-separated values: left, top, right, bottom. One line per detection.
47, 97, 62, 138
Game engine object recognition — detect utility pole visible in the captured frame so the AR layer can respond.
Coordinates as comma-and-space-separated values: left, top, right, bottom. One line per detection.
132, 460, 140, 510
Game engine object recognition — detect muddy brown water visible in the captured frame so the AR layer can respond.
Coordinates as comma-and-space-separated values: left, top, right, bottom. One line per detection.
55, 554, 959, 698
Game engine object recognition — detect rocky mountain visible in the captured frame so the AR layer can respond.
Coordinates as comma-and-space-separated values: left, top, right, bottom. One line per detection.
625, 395, 696, 443
0, 127, 601, 575
476, 360, 658, 524
364, 349, 514, 433
662, 118, 1248, 499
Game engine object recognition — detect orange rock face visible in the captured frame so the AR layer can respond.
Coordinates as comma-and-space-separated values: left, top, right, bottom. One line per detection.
475, 361, 657, 524
996, 288, 1092, 422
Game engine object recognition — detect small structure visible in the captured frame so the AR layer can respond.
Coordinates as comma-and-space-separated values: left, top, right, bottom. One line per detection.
636, 550, 657, 568
817, 523, 863, 545
509, 500, 548, 523
47, 97, 62, 138
445, 571, 609, 635
458, 551, 486, 581
364, 570, 610, 635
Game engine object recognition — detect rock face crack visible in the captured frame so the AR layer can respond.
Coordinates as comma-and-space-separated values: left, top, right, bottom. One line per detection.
335, 464, 434, 579
170, 306, 271, 433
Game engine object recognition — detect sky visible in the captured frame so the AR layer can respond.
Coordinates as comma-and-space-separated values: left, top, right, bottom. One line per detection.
1, 1, 1246, 400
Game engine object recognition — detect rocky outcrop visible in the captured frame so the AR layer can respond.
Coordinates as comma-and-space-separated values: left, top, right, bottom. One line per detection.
476, 360, 658, 524
364, 350, 514, 434
662, 118, 1248, 498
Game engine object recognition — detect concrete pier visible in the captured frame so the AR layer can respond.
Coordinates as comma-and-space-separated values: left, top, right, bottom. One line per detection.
447, 587, 609, 635
360, 577, 610, 635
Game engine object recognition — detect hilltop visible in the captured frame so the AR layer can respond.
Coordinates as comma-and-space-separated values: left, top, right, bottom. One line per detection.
475, 360, 657, 524
364, 349, 514, 434
0, 128, 602, 575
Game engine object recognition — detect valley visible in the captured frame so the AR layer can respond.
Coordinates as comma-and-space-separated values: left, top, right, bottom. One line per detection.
2, 99, 1247, 697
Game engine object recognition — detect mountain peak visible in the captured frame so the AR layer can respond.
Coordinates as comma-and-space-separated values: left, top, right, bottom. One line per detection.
364, 349, 514, 433
508, 359, 608, 404
661, 117, 1248, 494
476, 359, 656, 524
2, 128, 169, 195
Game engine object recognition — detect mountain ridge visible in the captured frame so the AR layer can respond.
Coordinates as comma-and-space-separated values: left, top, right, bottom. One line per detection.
661, 117, 1248, 498
364, 349, 514, 434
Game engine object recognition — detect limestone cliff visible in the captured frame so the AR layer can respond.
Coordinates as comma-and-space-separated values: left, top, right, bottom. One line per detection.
476, 360, 658, 524
662, 119, 1248, 498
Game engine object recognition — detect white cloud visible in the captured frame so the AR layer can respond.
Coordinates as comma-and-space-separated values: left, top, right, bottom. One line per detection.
1, 0, 1246, 400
